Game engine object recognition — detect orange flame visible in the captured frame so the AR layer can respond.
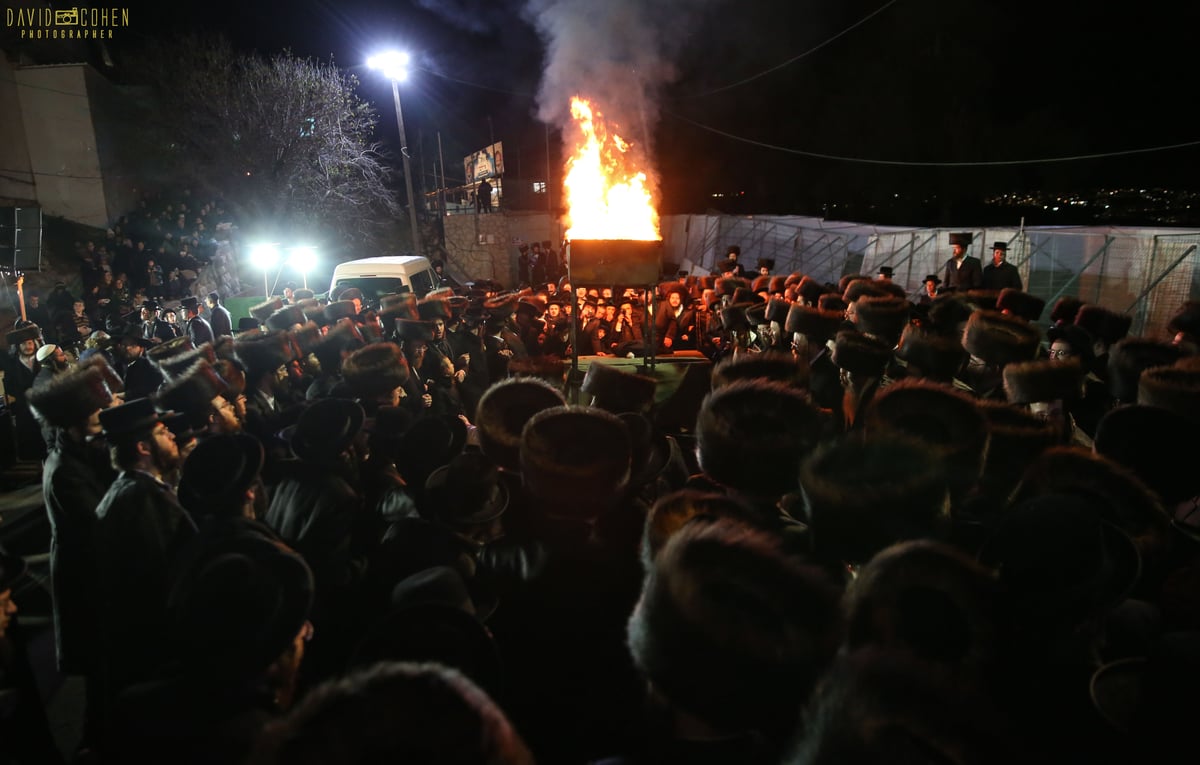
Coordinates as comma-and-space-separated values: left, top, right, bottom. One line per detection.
563, 97, 660, 241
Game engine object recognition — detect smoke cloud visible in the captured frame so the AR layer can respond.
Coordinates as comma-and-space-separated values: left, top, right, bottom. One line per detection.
523, 0, 710, 179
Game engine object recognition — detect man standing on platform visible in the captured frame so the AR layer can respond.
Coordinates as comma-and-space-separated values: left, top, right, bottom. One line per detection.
982, 241, 1023, 290
942, 232, 983, 292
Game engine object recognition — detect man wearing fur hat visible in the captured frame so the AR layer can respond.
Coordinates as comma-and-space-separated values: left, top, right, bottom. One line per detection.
4, 324, 46, 459
29, 365, 117, 685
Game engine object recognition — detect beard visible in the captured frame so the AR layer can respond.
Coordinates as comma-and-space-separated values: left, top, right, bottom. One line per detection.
149, 436, 182, 475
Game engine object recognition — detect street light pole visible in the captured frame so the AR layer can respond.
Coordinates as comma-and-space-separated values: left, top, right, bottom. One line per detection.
391, 79, 422, 258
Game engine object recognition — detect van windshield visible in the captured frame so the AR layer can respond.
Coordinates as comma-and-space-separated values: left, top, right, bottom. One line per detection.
332, 277, 410, 305
409, 269, 435, 296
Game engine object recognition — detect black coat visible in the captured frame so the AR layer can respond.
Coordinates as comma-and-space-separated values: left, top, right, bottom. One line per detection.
123, 356, 164, 400
981, 261, 1023, 291
42, 430, 112, 673
263, 460, 366, 600
185, 315, 214, 346
94, 471, 198, 693
943, 256, 984, 291
208, 305, 233, 338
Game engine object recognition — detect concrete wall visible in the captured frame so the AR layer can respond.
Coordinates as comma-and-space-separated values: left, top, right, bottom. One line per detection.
0, 58, 36, 204
14, 64, 107, 226
442, 211, 565, 288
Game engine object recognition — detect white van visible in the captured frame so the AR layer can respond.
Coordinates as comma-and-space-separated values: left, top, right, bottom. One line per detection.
327, 255, 438, 304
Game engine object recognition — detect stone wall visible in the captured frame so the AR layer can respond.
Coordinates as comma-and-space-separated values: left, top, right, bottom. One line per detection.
191, 240, 244, 300
442, 212, 512, 287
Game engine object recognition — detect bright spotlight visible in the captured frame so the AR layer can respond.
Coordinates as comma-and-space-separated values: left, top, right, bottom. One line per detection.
367, 50, 410, 82
289, 246, 317, 273
250, 243, 280, 270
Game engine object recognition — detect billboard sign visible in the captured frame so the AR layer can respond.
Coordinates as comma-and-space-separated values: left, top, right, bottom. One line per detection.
464, 142, 504, 182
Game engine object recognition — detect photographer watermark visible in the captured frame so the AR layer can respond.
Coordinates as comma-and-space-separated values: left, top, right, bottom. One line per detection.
6, 6, 130, 40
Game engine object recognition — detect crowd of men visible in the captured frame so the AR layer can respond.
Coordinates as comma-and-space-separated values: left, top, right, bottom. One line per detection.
1, 230, 1199, 764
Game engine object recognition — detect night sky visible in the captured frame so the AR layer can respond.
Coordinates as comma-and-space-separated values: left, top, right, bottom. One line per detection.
24, 0, 1200, 222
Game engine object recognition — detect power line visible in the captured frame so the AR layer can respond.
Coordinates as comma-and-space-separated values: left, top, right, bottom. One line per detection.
663, 109, 1200, 167
416, 66, 537, 99
677, 0, 902, 99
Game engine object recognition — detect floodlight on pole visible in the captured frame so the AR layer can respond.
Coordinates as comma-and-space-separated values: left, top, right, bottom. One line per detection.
288, 246, 317, 289
250, 243, 281, 298
368, 50, 422, 258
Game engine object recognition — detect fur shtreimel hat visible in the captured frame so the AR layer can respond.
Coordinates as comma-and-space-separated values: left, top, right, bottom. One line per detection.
580, 361, 657, 414
417, 297, 452, 322
895, 325, 966, 383
310, 320, 362, 374
475, 377, 566, 471
342, 342, 411, 398
234, 331, 292, 381
249, 297, 284, 323
842, 540, 1002, 672
156, 342, 217, 380
768, 276, 786, 295
293, 298, 324, 324
696, 379, 821, 498
213, 358, 246, 398
323, 300, 358, 326
1011, 446, 1169, 549
832, 330, 891, 377
1050, 296, 1085, 326
1137, 364, 1200, 424
730, 287, 764, 306
627, 516, 841, 733
996, 288, 1046, 322
80, 354, 124, 394
289, 322, 323, 357
720, 304, 751, 332
843, 279, 886, 304
1167, 300, 1200, 338
482, 293, 518, 318
394, 320, 436, 343
750, 275, 770, 294
5, 323, 40, 348
764, 296, 789, 325
1107, 337, 1183, 403
715, 277, 749, 297
744, 302, 767, 327
797, 276, 824, 306
838, 274, 870, 294
506, 355, 567, 387
1074, 304, 1133, 346
145, 334, 193, 363
380, 293, 420, 320
800, 433, 949, 565
1002, 358, 1084, 404
28, 366, 114, 429
964, 289, 1001, 313
712, 350, 810, 391
925, 295, 973, 337
817, 293, 847, 313
265, 305, 306, 332
520, 405, 631, 516
961, 310, 1040, 367
854, 296, 910, 346
155, 360, 229, 431
784, 304, 836, 340
975, 400, 1061, 495
863, 378, 989, 501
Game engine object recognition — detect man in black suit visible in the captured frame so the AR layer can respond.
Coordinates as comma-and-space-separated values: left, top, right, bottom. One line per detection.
942, 232, 983, 292
205, 292, 233, 338
181, 296, 213, 345
981, 241, 1023, 290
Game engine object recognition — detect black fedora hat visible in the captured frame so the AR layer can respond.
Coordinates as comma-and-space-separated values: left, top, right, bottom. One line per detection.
285, 398, 365, 463
178, 433, 265, 516
99, 397, 176, 443
396, 415, 467, 485
424, 451, 510, 527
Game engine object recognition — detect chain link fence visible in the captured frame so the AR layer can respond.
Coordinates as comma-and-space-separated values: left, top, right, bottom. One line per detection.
661, 214, 1200, 338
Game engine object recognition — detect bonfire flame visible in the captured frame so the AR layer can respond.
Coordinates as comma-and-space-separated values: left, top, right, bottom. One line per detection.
564, 97, 660, 241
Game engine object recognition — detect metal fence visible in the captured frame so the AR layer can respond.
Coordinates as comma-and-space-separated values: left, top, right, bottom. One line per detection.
660, 213, 1200, 339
